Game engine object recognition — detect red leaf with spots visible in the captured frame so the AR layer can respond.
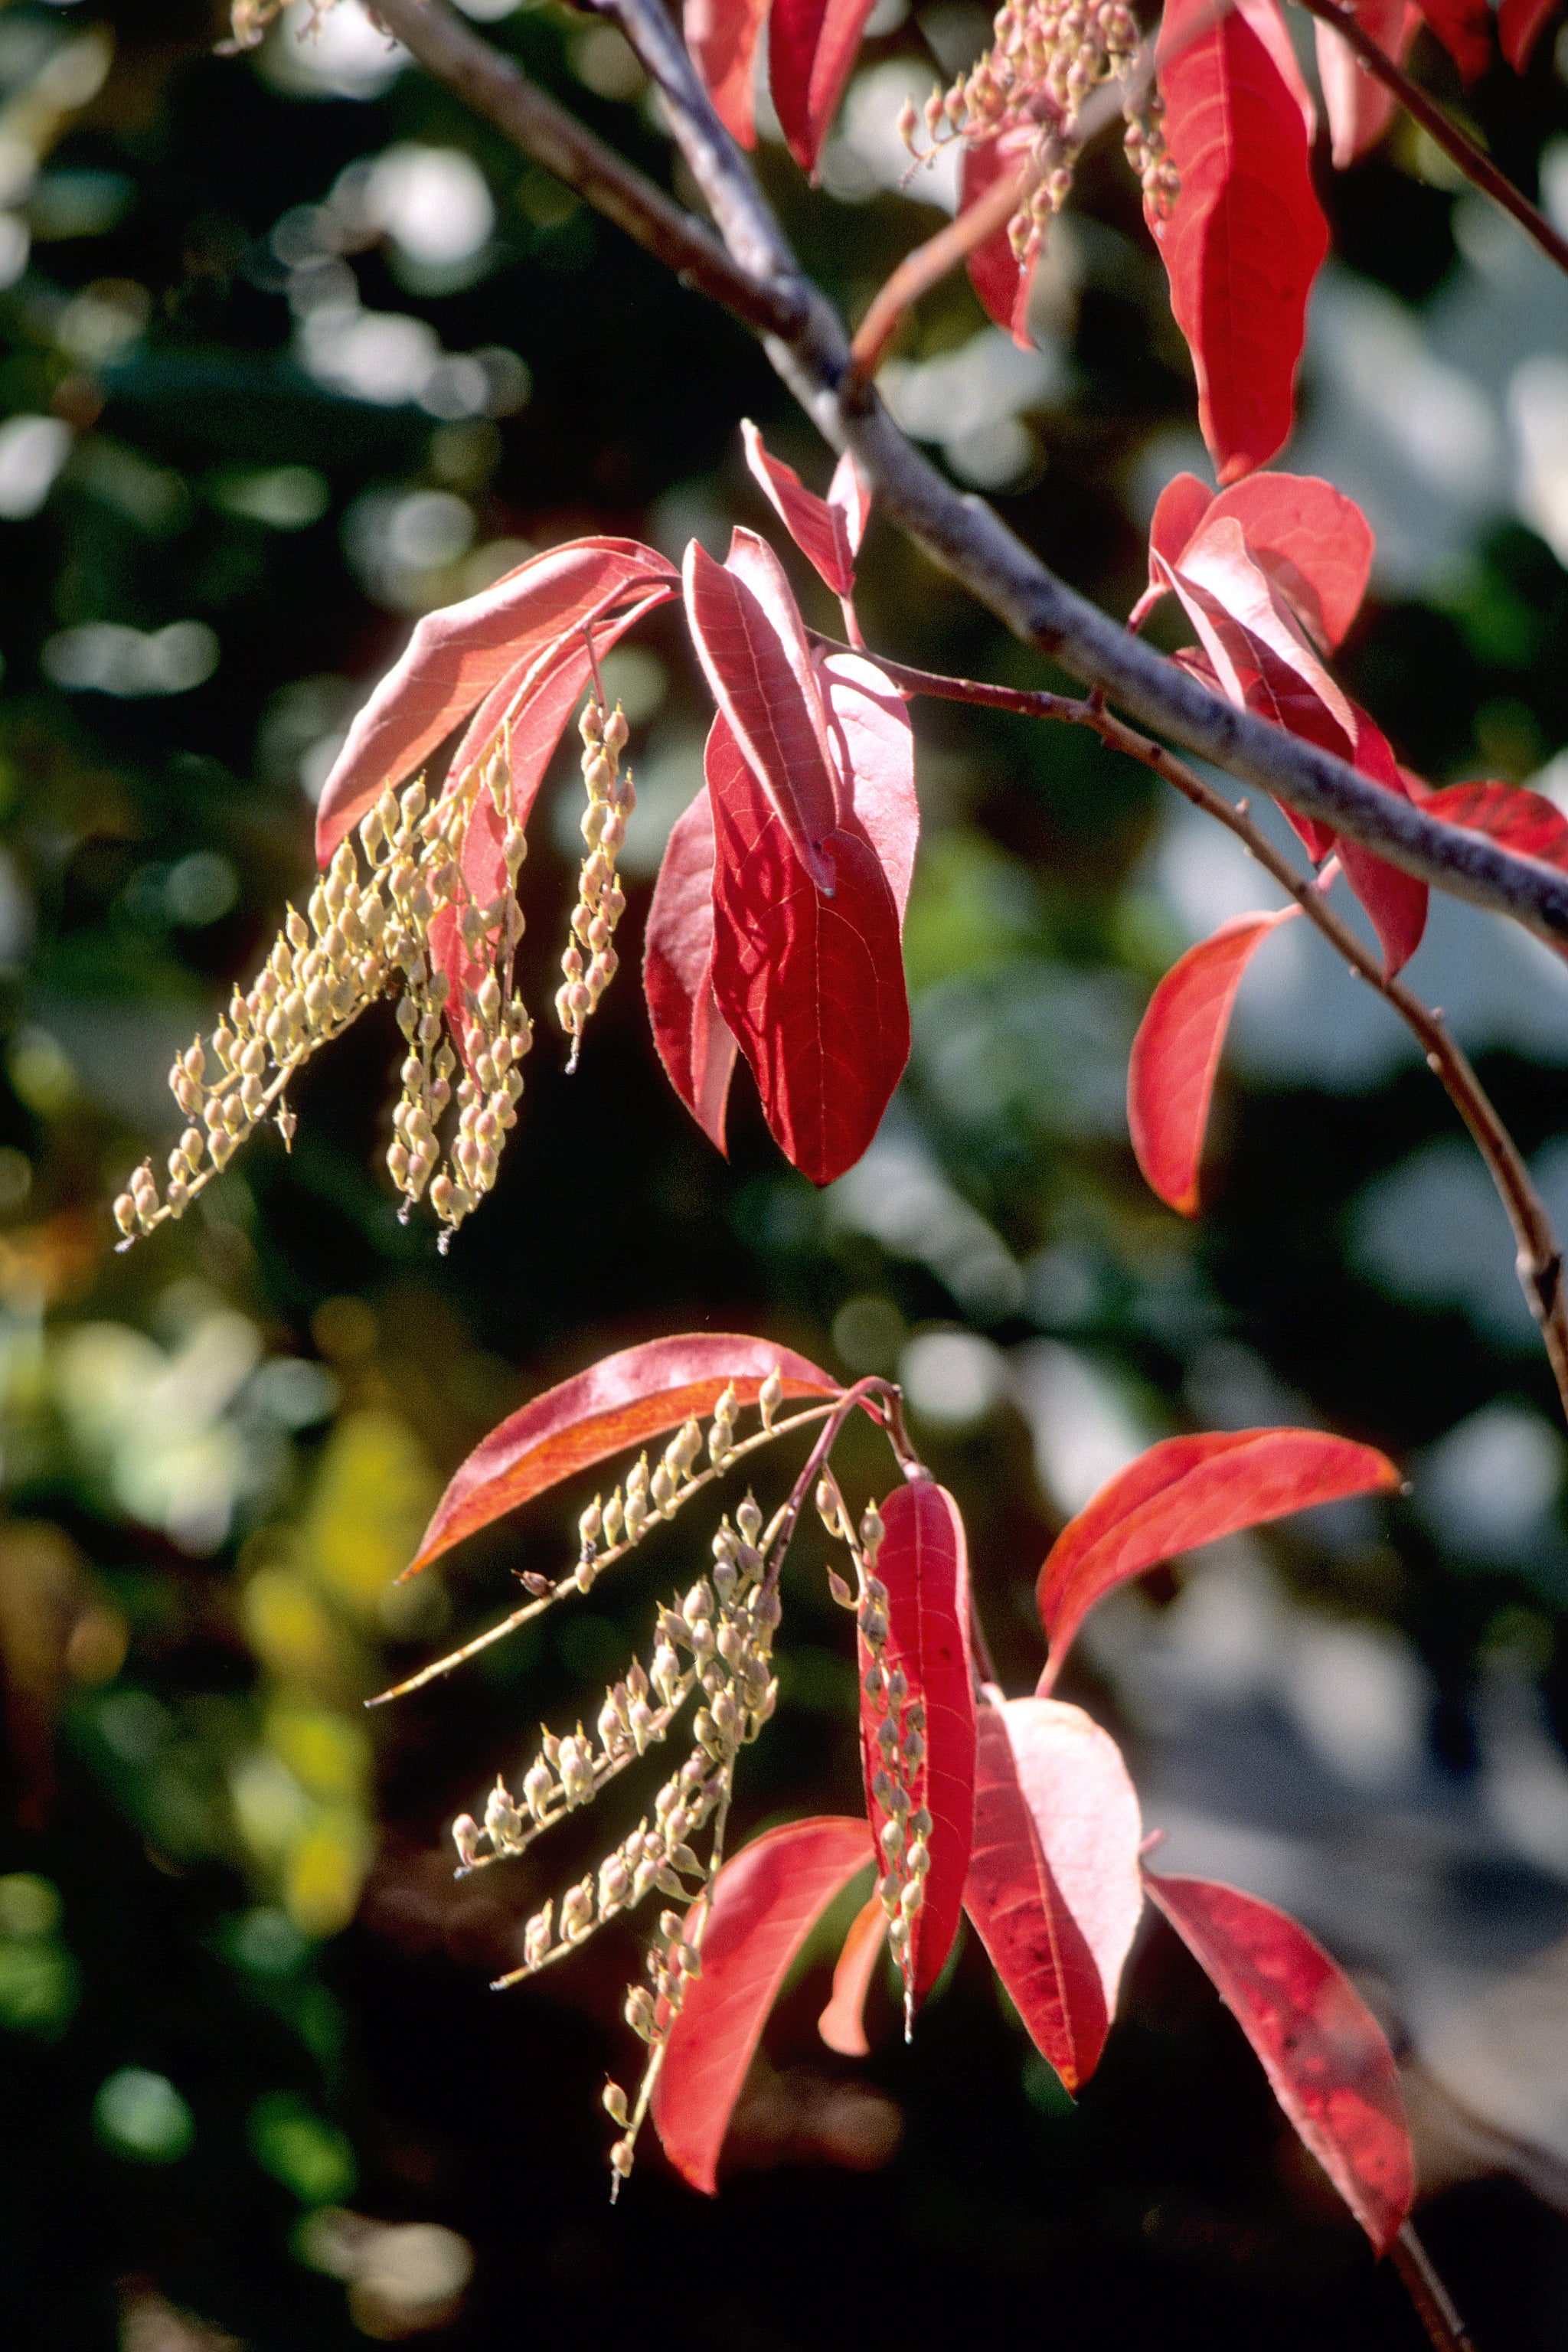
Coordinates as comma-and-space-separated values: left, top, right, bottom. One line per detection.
857, 1480, 977, 2007
1150, 0, 1328, 480
1414, 0, 1493, 80
1501, 0, 1563, 67
818, 1892, 890, 2056
1145, 1872, 1414, 2252
709, 710, 910, 1184
404, 1334, 839, 1575
1128, 906, 1300, 1216
684, 0, 771, 143
315, 537, 676, 859
963, 1694, 1142, 2090
652, 1816, 874, 2194
769, 0, 880, 174
1037, 1430, 1401, 1684
747, 420, 864, 597
644, 782, 740, 1154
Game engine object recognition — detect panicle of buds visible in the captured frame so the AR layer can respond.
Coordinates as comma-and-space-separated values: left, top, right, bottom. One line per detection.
113, 751, 535, 1256
557, 697, 632, 1068
899, 0, 1173, 283
855, 1508, 927, 2033
219, 0, 291, 51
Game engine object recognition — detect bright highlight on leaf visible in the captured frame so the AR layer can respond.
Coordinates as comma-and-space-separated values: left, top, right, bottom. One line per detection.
1037, 1429, 1401, 1684
651, 1815, 874, 2194
818, 1891, 889, 2056
1144, 1871, 1414, 2254
405, 1334, 839, 1575
1129, 906, 1299, 1216
963, 1694, 1142, 2091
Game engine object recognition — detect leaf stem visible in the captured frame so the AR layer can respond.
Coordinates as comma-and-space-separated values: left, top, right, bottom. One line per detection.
1293, 0, 1568, 283
823, 634, 1568, 1431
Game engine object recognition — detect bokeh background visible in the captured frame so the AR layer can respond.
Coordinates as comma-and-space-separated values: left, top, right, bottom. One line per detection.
0, 0, 1566, 2341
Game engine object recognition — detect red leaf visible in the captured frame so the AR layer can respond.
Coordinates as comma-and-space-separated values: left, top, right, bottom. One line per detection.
1315, 0, 1419, 165
1334, 709, 1427, 978
768, 0, 879, 174
818, 1892, 889, 2056
314, 537, 676, 860
1138, 471, 1374, 653
1128, 906, 1300, 1216
684, 534, 839, 889
1144, 1872, 1414, 2253
709, 712, 910, 1184
405, 1334, 840, 1576
963, 1694, 1142, 2090
652, 1817, 874, 2194
1037, 1429, 1401, 1684
817, 652, 919, 918
857, 1480, 977, 2008
644, 781, 740, 1152
1501, 0, 1563, 67
960, 133, 1038, 349
1420, 779, 1568, 871
741, 419, 856, 596
1413, 0, 1492, 80
684, 0, 770, 144
1166, 517, 1358, 741
1151, 0, 1329, 481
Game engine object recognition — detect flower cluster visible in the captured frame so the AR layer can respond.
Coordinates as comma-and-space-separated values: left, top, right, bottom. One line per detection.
111, 693, 649, 1258
900, 0, 1177, 283
435, 1369, 870, 2193
557, 698, 634, 1070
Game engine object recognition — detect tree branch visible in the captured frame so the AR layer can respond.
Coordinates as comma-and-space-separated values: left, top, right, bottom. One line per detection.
369, 0, 1568, 954
1393, 2224, 1480, 2352
1295, 0, 1568, 283
833, 635, 1568, 1425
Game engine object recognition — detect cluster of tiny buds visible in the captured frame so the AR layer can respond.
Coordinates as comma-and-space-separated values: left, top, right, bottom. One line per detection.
1123, 87, 1178, 217
854, 1502, 931, 2026
570, 1406, 717, 1594
219, 0, 291, 51
895, 0, 1173, 268
113, 739, 537, 1255
557, 697, 632, 1070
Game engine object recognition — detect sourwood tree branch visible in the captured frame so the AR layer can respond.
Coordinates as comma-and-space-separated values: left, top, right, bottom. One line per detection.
833, 633, 1568, 1424
370, 0, 1568, 955
1294, 0, 1568, 282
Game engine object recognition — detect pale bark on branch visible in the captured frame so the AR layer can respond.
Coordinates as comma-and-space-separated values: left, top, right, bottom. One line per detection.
371, 0, 1568, 952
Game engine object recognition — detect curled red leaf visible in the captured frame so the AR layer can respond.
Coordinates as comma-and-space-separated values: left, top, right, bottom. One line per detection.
1128, 906, 1300, 1217
964, 1694, 1142, 2090
404, 1334, 839, 1576
768, 0, 880, 174
1140, 470, 1374, 652
1037, 1429, 1401, 1684
818, 1892, 889, 2056
684, 534, 839, 890
816, 651, 919, 916
1314, 0, 1419, 165
960, 133, 1038, 349
709, 710, 910, 1184
741, 420, 859, 597
1145, 1871, 1414, 2253
315, 537, 675, 860
1151, 0, 1328, 480
857, 1479, 977, 2008
643, 778, 740, 1153
1500, 0, 1563, 66
1413, 0, 1492, 80
652, 1816, 874, 2194
684, 0, 770, 143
